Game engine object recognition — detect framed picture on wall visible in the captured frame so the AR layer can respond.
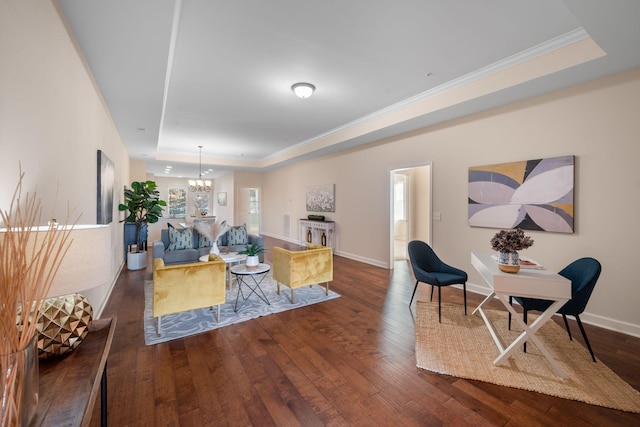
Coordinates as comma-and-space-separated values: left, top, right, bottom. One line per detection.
468, 155, 574, 233
306, 184, 335, 212
217, 192, 227, 206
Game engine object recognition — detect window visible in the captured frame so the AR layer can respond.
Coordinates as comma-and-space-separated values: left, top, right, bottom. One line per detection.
394, 175, 407, 221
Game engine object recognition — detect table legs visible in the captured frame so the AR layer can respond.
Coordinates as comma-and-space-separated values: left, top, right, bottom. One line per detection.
234, 272, 270, 312
474, 291, 569, 378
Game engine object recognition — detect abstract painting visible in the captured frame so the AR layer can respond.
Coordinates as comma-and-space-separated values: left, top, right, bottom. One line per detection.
306, 184, 335, 212
97, 150, 114, 224
468, 155, 574, 233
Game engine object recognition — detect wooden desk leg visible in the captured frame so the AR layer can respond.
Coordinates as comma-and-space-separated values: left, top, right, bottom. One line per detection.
101, 361, 108, 427
494, 293, 568, 378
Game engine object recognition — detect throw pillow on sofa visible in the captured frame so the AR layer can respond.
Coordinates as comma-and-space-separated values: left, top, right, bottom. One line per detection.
198, 233, 213, 248
168, 226, 194, 250
227, 224, 248, 245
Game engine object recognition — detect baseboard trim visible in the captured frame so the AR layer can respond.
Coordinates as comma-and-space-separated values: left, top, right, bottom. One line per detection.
458, 282, 640, 338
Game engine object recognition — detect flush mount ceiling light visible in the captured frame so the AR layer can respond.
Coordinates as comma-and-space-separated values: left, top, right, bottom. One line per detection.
291, 82, 315, 99
189, 145, 211, 192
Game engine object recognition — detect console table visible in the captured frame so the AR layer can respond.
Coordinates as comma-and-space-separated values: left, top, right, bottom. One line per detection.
471, 252, 571, 378
36, 317, 116, 426
299, 219, 335, 249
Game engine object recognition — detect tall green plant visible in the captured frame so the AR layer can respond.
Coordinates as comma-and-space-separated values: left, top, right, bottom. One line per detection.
118, 180, 166, 251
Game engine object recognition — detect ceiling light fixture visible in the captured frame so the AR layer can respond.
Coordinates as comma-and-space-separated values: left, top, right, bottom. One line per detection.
291, 82, 315, 99
189, 145, 212, 192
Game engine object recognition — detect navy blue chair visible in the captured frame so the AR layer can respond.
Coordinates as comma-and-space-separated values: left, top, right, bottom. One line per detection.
407, 240, 467, 322
510, 257, 601, 362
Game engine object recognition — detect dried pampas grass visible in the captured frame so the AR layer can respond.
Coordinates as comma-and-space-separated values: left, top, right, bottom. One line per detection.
1, 167, 78, 425
195, 219, 229, 242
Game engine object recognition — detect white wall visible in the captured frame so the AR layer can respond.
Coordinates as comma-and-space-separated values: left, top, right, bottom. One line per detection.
261, 67, 640, 335
0, 0, 130, 316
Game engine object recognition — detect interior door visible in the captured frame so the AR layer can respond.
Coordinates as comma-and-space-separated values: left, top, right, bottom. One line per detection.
390, 165, 431, 265
238, 187, 260, 235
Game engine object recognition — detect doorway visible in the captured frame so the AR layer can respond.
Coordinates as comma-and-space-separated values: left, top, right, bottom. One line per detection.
238, 187, 260, 235
390, 165, 431, 264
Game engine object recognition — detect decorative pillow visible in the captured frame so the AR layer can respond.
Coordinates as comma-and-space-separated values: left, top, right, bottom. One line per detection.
168, 226, 193, 250
227, 224, 248, 245
198, 233, 213, 248
216, 232, 227, 247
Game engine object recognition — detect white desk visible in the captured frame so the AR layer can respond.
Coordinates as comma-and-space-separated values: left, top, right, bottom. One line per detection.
471, 252, 571, 378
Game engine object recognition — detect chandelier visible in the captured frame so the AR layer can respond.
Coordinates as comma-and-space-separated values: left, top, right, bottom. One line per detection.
188, 145, 212, 192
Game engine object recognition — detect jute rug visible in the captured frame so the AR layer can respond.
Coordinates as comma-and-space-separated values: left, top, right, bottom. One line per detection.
415, 301, 640, 413
144, 273, 340, 345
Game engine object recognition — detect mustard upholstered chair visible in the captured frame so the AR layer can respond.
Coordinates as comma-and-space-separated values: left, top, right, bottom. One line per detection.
272, 243, 333, 303
152, 254, 226, 335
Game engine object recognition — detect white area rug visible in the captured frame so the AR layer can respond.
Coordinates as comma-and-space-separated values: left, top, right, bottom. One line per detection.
144, 273, 340, 345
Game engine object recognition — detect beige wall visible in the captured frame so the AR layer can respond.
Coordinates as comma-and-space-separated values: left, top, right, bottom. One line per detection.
0, 0, 130, 316
4, 0, 638, 335
262, 68, 640, 335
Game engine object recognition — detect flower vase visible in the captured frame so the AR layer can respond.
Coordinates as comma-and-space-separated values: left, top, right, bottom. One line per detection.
498, 250, 520, 273
1, 336, 38, 426
210, 241, 220, 255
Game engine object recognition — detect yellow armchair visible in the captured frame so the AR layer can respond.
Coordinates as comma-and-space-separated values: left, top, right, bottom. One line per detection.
152, 254, 226, 335
272, 243, 333, 303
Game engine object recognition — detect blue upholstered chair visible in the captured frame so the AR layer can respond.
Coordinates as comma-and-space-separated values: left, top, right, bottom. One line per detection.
510, 257, 602, 362
407, 240, 467, 323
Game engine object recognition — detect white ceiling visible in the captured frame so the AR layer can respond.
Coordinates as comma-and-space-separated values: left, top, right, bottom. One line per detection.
58, 0, 640, 180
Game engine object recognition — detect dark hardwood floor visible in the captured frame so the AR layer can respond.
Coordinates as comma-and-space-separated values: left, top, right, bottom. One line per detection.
92, 236, 640, 426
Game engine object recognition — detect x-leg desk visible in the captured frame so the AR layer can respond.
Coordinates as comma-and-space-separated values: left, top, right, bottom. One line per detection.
471, 252, 571, 378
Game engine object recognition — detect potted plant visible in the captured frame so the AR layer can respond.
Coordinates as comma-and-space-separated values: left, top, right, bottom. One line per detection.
490, 228, 534, 273
239, 243, 264, 268
118, 180, 166, 270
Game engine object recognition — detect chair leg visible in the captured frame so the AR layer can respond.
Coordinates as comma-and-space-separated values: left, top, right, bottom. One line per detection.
409, 280, 420, 306
430, 285, 434, 302
523, 310, 528, 353
574, 315, 597, 363
156, 316, 162, 336
217, 304, 221, 322
291, 289, 295, 304
463, 282, 467, 315
438, 286, 442, 323
562, 314, 573, 340
325, 282, 329, 296
508, 296, 513, 330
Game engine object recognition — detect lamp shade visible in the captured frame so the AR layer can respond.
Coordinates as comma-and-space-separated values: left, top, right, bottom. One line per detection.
46, 224, 112, 297
0, 224, 113, 298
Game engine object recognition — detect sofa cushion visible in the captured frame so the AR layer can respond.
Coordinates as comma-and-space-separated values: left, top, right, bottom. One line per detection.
168, 226, 194, 250
161, 248, 202, 266
227, 224, 248, 245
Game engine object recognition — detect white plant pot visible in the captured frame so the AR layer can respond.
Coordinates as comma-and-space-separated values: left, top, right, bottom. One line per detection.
127, 251, 147, 270
246, 255, 259, 269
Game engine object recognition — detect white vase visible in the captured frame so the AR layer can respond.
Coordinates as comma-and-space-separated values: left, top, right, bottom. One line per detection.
210, 241, 220, 255
246, 255, 259, 268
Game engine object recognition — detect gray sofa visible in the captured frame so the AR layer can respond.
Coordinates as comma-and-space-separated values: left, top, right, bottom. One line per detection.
153, 224, 264, 265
